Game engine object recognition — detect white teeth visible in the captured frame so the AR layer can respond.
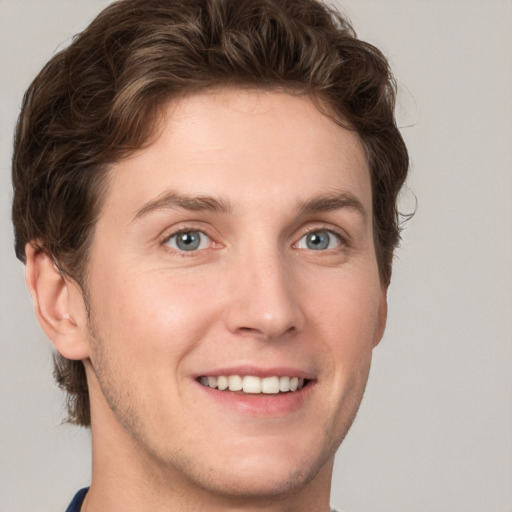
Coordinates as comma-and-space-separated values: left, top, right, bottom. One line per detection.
279, 376, 290, 392
228, 375, 243, 391
243, 376, 262, 393
200, 374, 307, 394
261, 376, 280, 394
217, 375, 228, 390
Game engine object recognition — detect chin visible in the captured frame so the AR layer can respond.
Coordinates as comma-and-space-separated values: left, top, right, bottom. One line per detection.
177, 435, 336, 502
199, 460, 318, 502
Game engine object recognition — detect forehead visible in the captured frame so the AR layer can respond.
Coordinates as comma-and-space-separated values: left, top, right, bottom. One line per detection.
104, 88, 371, 219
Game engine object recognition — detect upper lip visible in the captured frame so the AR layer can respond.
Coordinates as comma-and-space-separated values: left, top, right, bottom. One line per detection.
192, 365, 315, 380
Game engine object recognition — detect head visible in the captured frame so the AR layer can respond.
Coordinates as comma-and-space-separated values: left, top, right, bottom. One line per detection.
12, 0, 408, 500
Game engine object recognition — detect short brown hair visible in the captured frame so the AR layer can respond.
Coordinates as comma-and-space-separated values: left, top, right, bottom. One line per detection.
12, 0, 409, 426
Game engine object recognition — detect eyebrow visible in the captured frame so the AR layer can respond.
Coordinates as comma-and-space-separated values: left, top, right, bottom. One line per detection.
298, 192, 367, 222
133, 191, 232, 220
132, 190, 367, 222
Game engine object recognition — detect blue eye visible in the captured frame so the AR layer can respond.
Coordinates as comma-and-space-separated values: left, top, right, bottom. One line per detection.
165, 231, 211, 251
296, 230, 341, 251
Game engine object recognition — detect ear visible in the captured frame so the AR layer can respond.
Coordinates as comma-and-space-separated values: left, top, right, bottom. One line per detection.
25, 242, 90, 360
373, 285, 388, 347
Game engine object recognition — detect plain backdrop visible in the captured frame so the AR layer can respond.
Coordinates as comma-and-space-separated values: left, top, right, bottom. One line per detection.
1, 1, 511, 511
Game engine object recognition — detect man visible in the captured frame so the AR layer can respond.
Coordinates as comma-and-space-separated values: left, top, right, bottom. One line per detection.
11, 0, 408, 510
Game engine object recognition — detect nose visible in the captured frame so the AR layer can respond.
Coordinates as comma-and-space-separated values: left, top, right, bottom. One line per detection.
223, 249, 305, 341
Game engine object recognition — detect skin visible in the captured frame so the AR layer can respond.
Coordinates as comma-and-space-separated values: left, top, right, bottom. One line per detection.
26, 88, 387, 512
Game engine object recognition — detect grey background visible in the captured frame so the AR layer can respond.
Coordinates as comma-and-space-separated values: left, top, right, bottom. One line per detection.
1, 1, 511, 511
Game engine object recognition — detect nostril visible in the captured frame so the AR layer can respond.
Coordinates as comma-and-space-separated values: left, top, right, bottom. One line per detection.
236, 324, 296, 340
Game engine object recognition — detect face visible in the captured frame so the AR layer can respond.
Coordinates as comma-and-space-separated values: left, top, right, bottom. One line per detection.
80, 89, 386, 503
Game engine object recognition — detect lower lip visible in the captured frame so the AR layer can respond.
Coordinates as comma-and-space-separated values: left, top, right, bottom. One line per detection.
195, 380, 314, 416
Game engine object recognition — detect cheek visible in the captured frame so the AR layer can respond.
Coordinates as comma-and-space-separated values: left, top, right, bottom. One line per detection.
306, 265, 382, 403
90, 267, 221, 362
85, 270, 214, 425
308, 267, 382, 345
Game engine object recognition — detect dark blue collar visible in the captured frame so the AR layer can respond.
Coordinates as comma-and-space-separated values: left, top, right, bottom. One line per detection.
65, 488, 89, 512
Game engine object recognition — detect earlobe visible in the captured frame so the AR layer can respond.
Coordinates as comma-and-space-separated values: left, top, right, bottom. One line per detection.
373, 286, 388, 347
25, 242, 90, 360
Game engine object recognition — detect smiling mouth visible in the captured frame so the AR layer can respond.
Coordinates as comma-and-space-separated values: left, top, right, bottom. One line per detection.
198, 375, 309, 394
